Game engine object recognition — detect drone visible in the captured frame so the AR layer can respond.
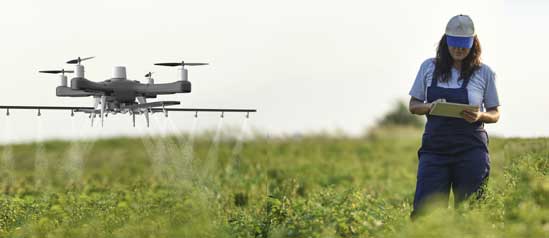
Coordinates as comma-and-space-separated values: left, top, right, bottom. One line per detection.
0, 57, 256, 127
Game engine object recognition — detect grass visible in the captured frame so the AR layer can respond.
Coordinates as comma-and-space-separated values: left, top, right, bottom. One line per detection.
0, 125, 546, 237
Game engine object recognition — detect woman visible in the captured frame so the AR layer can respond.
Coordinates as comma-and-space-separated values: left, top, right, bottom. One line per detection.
408, 15, 500, 218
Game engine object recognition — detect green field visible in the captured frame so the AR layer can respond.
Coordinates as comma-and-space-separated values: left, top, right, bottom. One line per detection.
0, 126, 546, 237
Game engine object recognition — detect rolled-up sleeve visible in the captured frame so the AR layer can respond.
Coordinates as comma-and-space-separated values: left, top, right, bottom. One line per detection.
483, 71, 500, 109
409, 61, 428, 102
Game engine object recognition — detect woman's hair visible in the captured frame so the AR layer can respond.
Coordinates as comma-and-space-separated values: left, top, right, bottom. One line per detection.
433, 35, 482, 82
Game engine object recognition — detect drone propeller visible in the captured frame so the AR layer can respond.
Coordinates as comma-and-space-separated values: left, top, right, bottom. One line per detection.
154, 61, 208, 67
39, 69, 74, 74
145, 72, 154, 78
67, 56, 95, 65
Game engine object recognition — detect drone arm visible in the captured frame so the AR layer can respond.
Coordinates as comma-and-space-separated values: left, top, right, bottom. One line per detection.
135, 81, 191, 95
71, 78, 113, 93
56, 86, 95, 97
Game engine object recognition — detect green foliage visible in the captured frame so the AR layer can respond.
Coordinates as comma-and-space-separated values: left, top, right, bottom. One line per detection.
0, 130, 545, 237
378, 101, 424, 128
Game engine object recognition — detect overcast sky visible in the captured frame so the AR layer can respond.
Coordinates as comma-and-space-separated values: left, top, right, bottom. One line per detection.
0, 0, 546, 143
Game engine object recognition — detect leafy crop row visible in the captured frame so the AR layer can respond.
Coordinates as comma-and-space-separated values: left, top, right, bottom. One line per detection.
0, 127, 545, 237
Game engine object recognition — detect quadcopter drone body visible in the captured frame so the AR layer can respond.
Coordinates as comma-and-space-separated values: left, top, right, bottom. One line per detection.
0, 57, 256, 127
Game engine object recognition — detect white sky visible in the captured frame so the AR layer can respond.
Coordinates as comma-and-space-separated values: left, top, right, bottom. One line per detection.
0, 0, 546, 143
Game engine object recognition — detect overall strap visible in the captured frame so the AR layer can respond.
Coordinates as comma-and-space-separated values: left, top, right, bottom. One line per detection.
461, 77, 470, 89
431, 76, 439, 87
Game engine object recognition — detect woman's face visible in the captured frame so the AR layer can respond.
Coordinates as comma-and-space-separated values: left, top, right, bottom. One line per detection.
448, 46, 471, 61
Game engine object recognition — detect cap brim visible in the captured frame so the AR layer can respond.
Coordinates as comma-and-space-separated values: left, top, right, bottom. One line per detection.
446, 35, 474, 48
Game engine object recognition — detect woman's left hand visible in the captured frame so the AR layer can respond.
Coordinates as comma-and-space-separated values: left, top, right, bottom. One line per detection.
461, 109, 483, 123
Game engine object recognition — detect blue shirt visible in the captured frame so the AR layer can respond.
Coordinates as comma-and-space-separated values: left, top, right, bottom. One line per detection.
409, 58, 500, 111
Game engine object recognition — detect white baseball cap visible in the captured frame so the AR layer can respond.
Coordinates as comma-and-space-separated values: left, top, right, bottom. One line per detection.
445, 14, 476, 48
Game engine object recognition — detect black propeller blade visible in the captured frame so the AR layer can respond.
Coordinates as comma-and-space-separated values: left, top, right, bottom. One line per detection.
39, 69, 75, 74
154, 61, 208, 67
67, 56, 95, 64
154, 63, 183, 67
185, 63, 209, 66
145, 72, 153, 78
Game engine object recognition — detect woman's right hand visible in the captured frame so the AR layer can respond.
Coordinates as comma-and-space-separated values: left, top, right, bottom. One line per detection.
410, 97, 447, 115
429, 98, 447, 110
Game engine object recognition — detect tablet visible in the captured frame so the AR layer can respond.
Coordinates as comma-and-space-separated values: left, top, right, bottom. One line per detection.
429, 102, 480, 119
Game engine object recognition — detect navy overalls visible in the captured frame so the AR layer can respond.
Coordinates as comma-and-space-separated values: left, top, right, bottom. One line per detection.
411, 75, 490, 218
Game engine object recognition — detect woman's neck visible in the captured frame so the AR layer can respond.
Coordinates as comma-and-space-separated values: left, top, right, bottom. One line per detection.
453, 60, 462, 70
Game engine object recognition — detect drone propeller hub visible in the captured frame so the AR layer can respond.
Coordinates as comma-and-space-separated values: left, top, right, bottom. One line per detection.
60, 75, 68, 87
75, 65, 85, 78
181, 68, 188, 81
